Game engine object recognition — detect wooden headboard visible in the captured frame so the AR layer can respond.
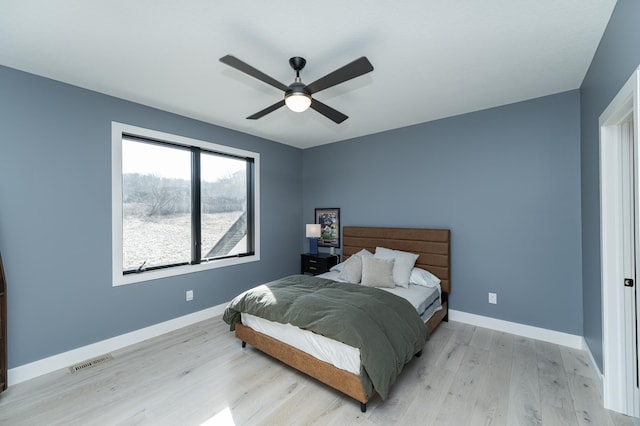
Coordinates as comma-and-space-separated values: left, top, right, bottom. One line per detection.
342, 226, 450, 294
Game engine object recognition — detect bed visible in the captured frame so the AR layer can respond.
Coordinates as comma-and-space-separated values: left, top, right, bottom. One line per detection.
223, 226, 450, 411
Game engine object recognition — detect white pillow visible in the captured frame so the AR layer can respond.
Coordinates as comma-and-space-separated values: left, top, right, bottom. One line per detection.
410, 267, 441, 288
329, 263, 342, 272
360, 257, 395, 288
354, 248, 374, 259
329, 248, 373, 272
374, 247, 418, 288
338, 255, 363, 283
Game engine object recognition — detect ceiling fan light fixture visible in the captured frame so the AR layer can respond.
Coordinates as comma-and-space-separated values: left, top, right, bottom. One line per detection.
285, 92, 312, 112
220, 54, 373, 122
285, 80, 311, 112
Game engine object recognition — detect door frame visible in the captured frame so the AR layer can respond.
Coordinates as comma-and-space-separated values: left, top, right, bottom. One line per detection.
599, 66, 640, 416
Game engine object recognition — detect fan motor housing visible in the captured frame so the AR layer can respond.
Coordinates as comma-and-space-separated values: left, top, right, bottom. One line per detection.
285, 81, 310, 98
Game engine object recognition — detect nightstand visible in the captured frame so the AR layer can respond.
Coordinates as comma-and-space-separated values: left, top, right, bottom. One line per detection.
301, 253, 339, 275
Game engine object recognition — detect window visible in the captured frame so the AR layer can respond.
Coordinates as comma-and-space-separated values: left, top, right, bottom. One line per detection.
112, 122, 260, 286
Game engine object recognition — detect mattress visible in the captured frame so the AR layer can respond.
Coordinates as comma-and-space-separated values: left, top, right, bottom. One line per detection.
240, 275, 441, 375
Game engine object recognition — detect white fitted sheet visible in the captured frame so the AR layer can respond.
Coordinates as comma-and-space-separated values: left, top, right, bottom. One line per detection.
240, 276, 441, 375
242, 312, 362, 374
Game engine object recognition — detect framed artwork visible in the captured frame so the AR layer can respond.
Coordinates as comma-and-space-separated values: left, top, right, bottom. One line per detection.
315, 208, 340, 248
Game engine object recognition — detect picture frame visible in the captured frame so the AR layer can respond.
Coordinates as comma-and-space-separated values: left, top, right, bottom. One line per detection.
315, 208, 340, 248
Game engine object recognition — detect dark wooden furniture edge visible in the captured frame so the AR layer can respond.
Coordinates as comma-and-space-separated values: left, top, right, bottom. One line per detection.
0, 252, 7, 393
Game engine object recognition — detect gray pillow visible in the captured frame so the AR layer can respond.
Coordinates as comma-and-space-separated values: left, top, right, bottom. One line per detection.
361, 257, 395, 288
375, 247, 419, 288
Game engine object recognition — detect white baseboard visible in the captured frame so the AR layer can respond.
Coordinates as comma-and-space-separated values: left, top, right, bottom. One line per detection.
583, 337, 604, 385
8, 306, 593, 388
448, 309, 585, 350
8, 303, 227, 386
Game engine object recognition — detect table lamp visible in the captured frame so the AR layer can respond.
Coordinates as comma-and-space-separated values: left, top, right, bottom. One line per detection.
306, 224, 321, 255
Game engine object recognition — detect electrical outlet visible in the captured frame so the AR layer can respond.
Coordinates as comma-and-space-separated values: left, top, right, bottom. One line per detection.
186, 290, 194, 301
488, 292, 497, 304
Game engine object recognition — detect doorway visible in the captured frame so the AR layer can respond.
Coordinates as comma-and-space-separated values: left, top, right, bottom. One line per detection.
600, 67, 640, 417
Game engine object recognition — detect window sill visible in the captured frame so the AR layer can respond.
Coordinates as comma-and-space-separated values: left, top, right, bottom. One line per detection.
112, 253, 260, 286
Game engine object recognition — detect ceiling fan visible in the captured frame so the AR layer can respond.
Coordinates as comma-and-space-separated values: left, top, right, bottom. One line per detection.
219, 55, 374, 124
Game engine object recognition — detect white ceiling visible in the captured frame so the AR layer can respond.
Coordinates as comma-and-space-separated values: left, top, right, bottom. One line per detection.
0, 1, 616, 149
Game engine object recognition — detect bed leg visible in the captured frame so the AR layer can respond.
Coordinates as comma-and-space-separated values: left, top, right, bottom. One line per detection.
360, 402, 367, 413
443, 313, 449, 322
241, 341, 246, 348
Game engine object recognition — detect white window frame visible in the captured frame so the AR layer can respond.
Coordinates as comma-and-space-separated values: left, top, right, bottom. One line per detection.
111, 122, 260, 286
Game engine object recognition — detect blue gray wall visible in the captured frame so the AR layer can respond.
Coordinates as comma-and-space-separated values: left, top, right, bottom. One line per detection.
303, 90, 583, 335
0, 65, 302, 368
580, 0, 640, 371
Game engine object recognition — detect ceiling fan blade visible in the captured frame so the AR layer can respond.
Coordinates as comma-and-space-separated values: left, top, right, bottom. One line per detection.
220, 55, 290, 92
306, 57, 374, 94
247, 100, 285, 120
310, 99, 348, 124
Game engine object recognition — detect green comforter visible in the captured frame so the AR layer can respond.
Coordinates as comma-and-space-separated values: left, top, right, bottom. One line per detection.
223, 274, 428, 400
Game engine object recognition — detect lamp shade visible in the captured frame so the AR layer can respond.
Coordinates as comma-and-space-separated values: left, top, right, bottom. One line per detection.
285, 93, 312, 112
306, 224, 321, 238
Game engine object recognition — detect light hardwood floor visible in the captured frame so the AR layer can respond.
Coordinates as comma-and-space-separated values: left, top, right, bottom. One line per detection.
0, 318, 638, 426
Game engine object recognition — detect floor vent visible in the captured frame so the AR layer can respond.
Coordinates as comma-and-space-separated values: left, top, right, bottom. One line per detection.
69, 354, 113, 373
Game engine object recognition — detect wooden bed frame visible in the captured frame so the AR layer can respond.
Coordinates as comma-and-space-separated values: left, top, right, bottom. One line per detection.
234, 226, 451, 411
